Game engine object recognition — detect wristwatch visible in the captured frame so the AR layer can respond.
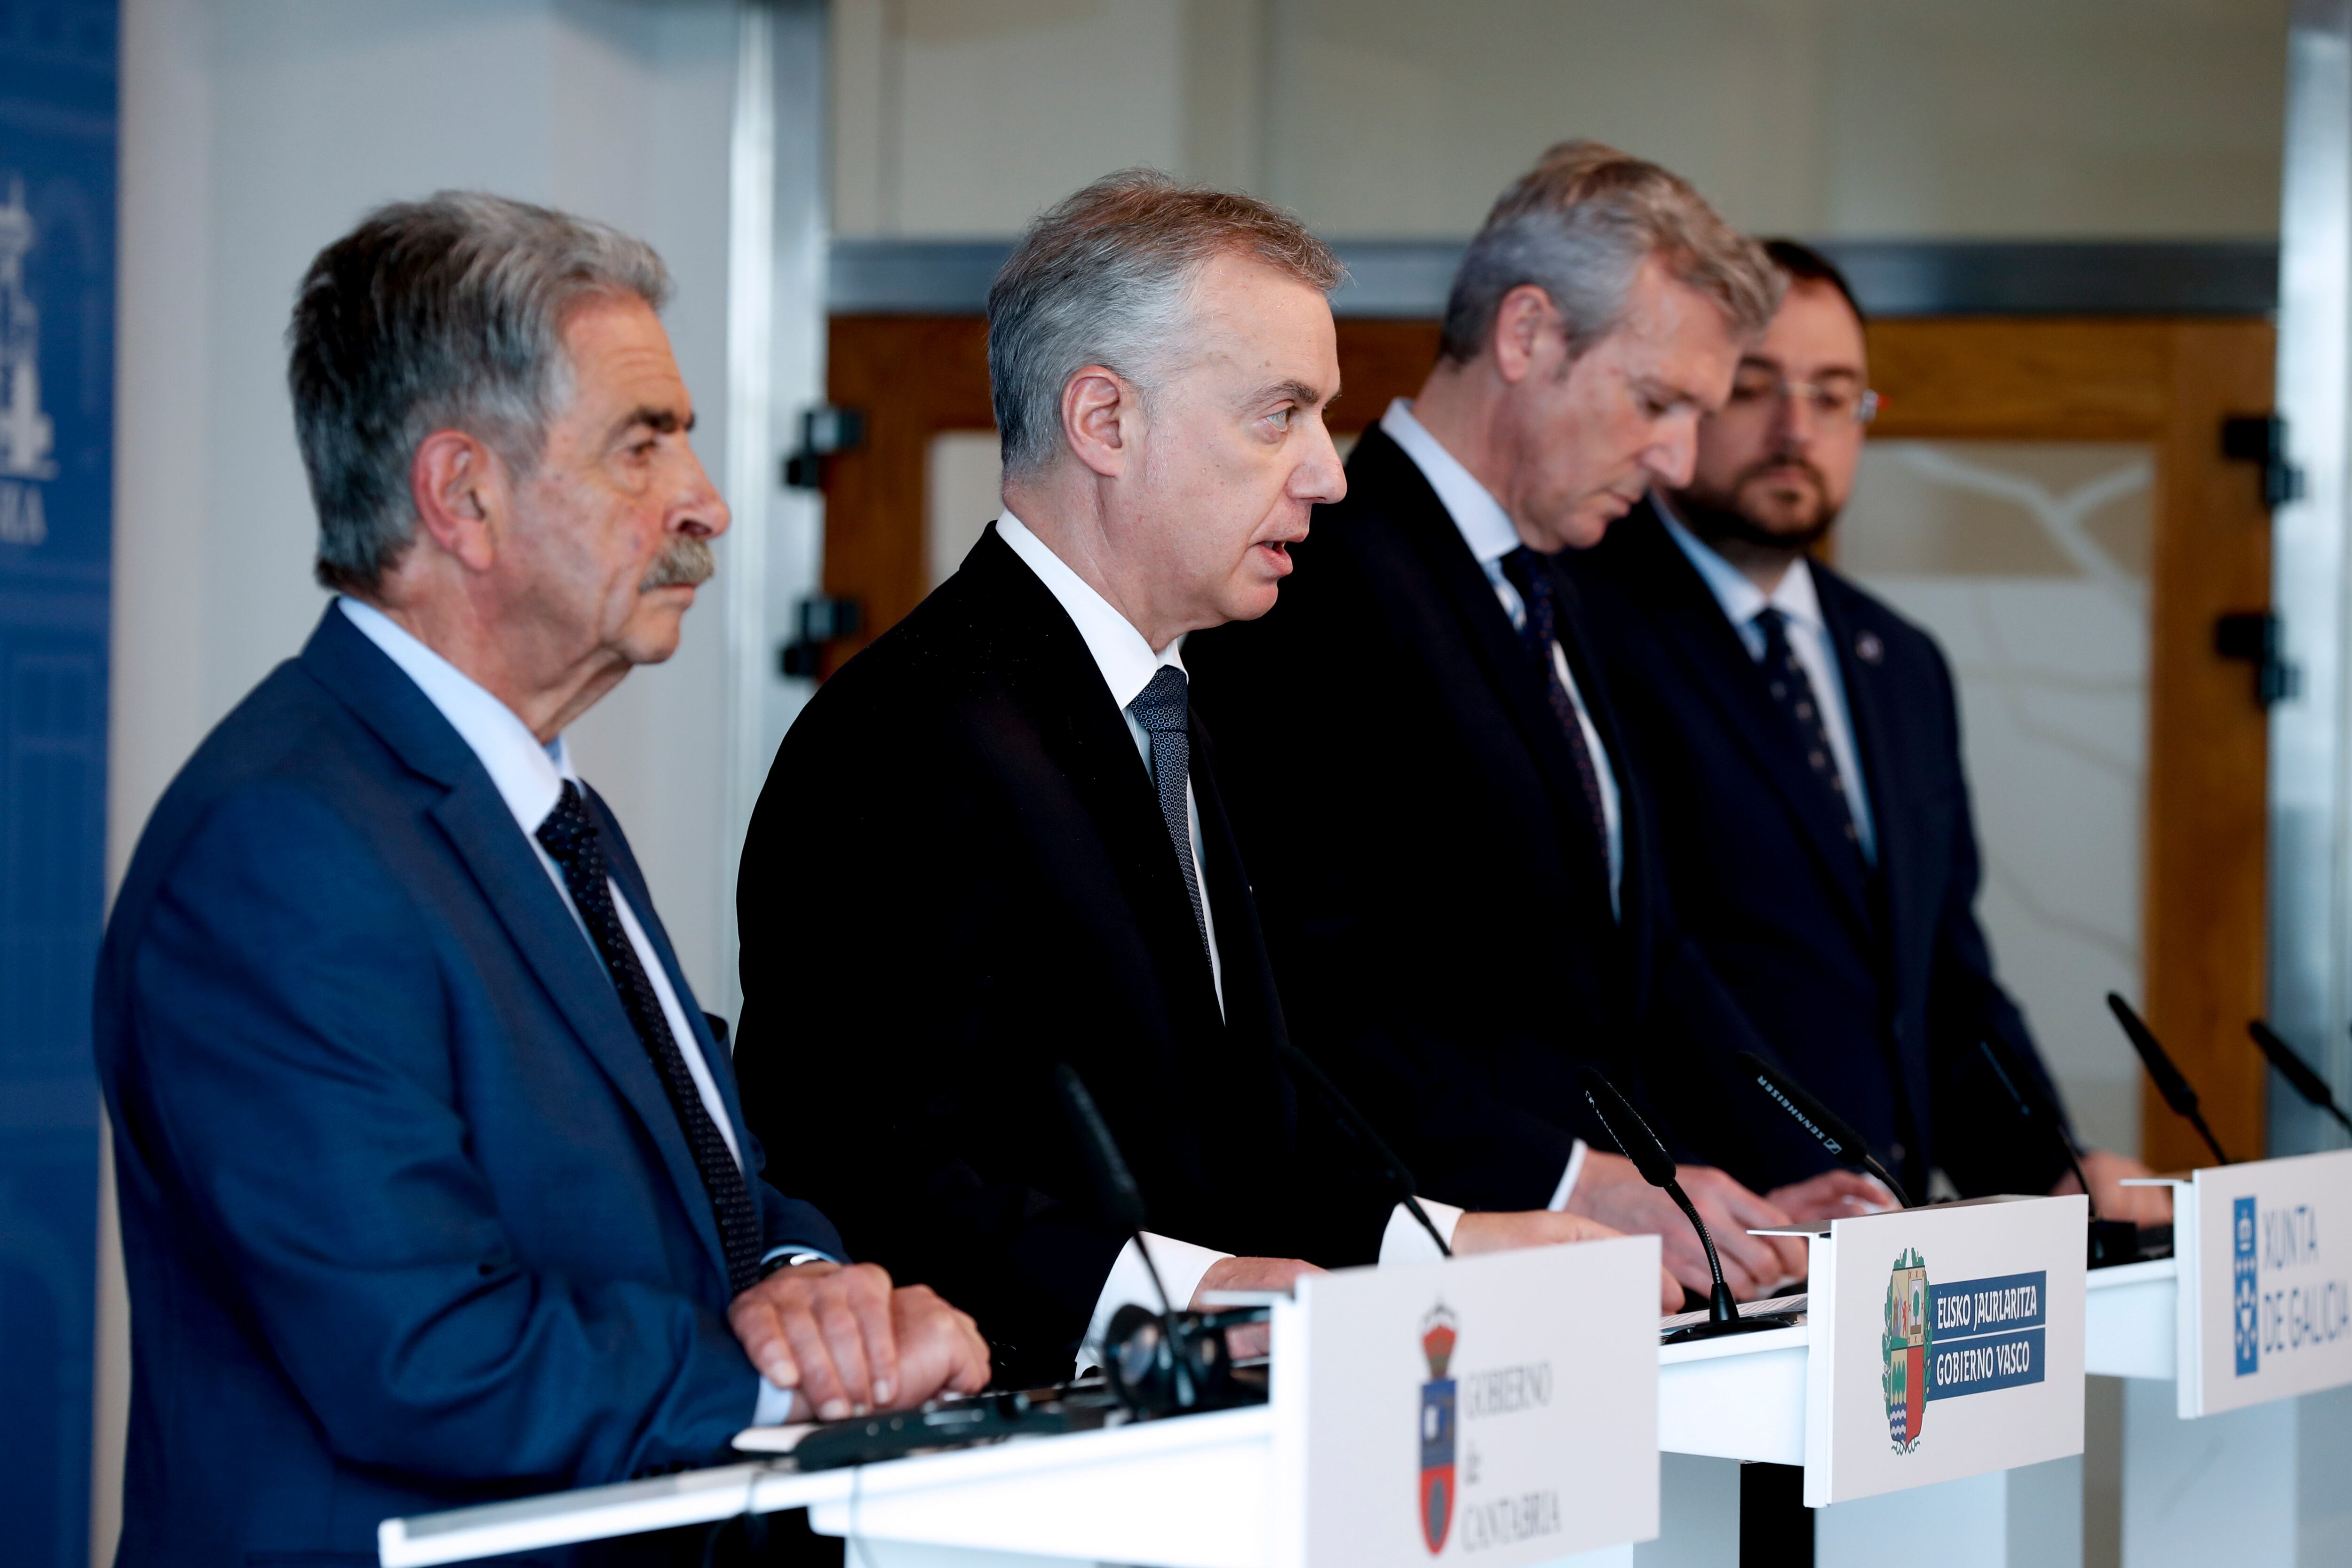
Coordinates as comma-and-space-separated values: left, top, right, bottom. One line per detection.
758, 1249, 834, 1281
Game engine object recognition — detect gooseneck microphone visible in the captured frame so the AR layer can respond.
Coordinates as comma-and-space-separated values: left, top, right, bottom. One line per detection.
2250, 1020, 2352, 1138
1278, 1044, 1451, 1258
1975, 1035, 2138, 1265
1737, 1051, 1914, 1210
1579, 1069, 1796, 1341
2106, 994, 2233, 1166
1053, 1063, 1232, 1414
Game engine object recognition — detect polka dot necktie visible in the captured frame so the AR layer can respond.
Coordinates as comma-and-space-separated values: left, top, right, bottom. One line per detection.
1754, 607, 1863, 858
1498, 546, 1611, 866
1126, 666, 1210, 957
536, 780, 764, 1296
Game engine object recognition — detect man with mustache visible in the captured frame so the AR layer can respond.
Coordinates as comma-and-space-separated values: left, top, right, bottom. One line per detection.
95, 194, 986, 1567
1190, 147, 1885, 1312
1580, 239, 2164, 1216
734, 172, 1669, 1385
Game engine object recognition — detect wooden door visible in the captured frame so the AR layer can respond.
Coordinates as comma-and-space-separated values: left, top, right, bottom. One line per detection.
817, 313, 2275, 1170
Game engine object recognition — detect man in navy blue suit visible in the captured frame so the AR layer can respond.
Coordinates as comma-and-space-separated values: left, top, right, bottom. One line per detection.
94, 193, 987, 1565
1580, 240, 2167, 1216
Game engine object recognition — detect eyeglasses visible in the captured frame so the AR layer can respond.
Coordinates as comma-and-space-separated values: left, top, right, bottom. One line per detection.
1724, 373, 1880, 427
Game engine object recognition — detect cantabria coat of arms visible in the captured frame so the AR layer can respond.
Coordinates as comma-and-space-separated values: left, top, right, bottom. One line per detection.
1419, 1305, 1458, 1553
1883, 1248, 1931, 1452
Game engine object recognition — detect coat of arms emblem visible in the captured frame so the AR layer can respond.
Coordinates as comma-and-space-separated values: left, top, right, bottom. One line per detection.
1883, 1248, 1931, 1452
1419, 1305, 1457, 1553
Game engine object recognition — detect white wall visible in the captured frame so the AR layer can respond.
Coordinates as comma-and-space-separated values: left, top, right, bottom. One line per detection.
833, 0, 2288, 239
103, 2, 756, 1558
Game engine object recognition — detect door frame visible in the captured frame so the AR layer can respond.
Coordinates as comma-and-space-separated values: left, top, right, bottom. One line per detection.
817, 313, 2278, 1169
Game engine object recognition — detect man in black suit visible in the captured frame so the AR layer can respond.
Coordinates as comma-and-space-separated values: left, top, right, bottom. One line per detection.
1579, 240, 2165, 1216
735, 172, 1669, 1385
1190, 146, 1886, 1307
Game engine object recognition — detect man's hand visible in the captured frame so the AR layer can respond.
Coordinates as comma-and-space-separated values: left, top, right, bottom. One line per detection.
1191, 1257, 1326, 1360
1190, 1255, 1325, 1305
1767, 1168, 1896, 1226
2057, 1148, 2172, 1226
1567, 1152, 1807, 1301
1452, 1208, 1681, 1313
728, 1261, 989, 1421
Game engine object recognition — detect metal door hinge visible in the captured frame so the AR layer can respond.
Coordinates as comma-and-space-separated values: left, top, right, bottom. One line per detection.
777, 594, 864, 678
2215, 610, 2298, 707
782, 405, 866, 491
2221, 415, 2305, 510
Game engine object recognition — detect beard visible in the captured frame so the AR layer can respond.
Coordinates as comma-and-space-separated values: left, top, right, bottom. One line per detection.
1673, 455, 1843, 554
639, 536, 715, 591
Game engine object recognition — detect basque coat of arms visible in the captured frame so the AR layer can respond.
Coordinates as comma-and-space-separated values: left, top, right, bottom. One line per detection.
1882, 1248, 1931, 1452
1419, 1305, 1458, 1553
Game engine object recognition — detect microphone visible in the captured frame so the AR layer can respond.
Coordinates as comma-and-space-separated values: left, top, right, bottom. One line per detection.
1579, 1069, 1797, 1341
2250, 1019, 2352, 1138
1974, 1035, 2137, 1266
2105, 995, 2233, 1166
1737, 1051, 1914, 1210
1278, 1044, 1451, 1258
1052, 1063, 1225, 1414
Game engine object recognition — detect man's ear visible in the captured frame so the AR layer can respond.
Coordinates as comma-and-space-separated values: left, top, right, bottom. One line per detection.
409, 429, 505, 573
1060, 366, 1140, 480
1490, 285, 1559, 387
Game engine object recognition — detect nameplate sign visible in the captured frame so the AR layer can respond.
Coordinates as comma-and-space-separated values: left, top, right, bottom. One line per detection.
2175, 1148, 2352, 1418
1802, 1195, 2087, 1506
1270, 1235, 1660, 1568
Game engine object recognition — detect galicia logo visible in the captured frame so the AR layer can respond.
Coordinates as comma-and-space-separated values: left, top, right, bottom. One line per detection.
1418, 1305, 1457, 1554
2233, 1197, 2261, 1376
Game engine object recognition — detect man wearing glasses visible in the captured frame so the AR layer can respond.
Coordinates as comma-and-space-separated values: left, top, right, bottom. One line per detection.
1582, 240, 2163, 1217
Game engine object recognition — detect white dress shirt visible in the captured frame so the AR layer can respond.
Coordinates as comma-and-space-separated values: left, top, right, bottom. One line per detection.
338, 598, 801, 1423
1377, 402, 1600, 1216
1381, 400, 1624, 909
991, 514, 1468, 1370
1653, 505, 1878, 864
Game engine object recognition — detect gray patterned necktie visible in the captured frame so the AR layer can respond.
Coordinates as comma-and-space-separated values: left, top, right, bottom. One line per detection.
1127, 666, 1209, 955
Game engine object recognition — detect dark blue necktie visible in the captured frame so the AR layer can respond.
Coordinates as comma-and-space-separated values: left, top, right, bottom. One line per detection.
1498, 546, 1610, 863
1754, 607, 1863, 858
1127, 666, 1209, 956
536, 781, 764, 1295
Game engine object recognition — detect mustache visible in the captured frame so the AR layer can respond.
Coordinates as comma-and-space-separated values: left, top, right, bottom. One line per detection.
1739, 454, 1831, 494
639, 536, 714, 591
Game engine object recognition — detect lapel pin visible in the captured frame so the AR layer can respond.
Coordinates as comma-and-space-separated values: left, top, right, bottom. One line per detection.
1854, 631, 1884, 665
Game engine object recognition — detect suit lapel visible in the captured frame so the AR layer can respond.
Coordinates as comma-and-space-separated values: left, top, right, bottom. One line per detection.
1621, 510, 1877, 933
967, 532, 1230, 1035
1364, 431, 1617, 907
1816, 574, 1915, 958
298, 607, 730, 1277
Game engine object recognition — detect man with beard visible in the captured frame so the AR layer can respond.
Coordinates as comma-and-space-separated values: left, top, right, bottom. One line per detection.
1581, 239, 2163, 1215
95, 194, 987, 1567
1188, 147, 1890, 1312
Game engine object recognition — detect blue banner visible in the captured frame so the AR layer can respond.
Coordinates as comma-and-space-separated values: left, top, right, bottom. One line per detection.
0, 5, 117, 1567
1924, 1271, 2049, 1401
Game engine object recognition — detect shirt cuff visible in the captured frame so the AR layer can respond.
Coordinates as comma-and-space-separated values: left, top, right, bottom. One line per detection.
752, 1375, 797, 1427
1548, 1139, 1590, 1212
1379, 1198, 1465, 1264
1074, 1232, 1230, 1376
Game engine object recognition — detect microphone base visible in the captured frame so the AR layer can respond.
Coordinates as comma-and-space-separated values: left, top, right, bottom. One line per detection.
1661, 1309, 1804, 1345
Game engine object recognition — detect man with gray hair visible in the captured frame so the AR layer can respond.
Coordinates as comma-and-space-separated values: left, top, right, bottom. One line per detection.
95, 192, 986, 1565
1191, 144, 1891, 1308
735, 171, 1671, 1385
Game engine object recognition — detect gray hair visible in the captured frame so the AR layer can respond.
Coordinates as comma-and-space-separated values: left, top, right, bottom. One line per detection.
1439, 141, 1780, 366
988, 170, 1344, 478
286, 191, 671, 595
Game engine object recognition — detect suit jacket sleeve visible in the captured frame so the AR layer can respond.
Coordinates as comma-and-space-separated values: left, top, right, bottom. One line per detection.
1913, 642, 2075, 1197
119, 785, 768, 1484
